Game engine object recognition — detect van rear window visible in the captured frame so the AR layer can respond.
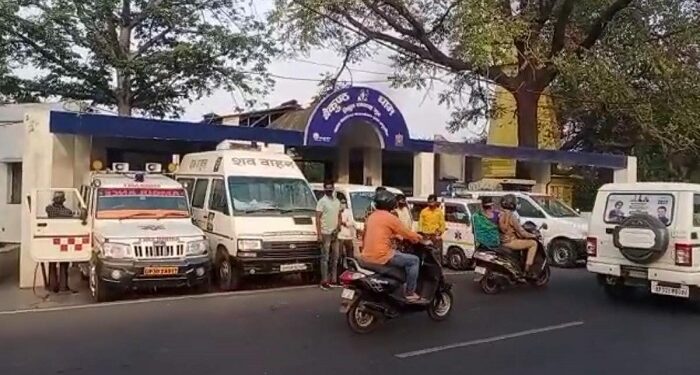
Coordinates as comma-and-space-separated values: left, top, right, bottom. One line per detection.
604, 193, 674, 226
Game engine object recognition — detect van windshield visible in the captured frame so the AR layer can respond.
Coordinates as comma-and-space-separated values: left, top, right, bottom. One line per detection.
96, 188, 190, 219
531, 196, 579, 218
350, 192, 375, 222
228, 176, 316, 214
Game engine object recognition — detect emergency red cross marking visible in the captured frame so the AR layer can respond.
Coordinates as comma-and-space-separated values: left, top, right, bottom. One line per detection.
52, 236, 90, 252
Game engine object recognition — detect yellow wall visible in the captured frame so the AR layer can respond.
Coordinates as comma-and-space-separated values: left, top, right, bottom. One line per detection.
483, 87, 560, 178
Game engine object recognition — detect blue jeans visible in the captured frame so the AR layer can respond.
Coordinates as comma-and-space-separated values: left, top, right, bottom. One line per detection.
321, 234, 339, 283
388, 252, 420, 295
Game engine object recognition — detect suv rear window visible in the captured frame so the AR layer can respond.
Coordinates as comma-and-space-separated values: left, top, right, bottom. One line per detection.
604, 193, 674, 226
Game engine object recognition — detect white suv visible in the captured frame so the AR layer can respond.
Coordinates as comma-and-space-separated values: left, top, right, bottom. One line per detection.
587, 183, 700, 300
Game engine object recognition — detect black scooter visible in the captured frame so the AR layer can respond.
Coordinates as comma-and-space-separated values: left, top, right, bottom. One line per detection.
473, 222, 551, 294
338, 240, 453, 334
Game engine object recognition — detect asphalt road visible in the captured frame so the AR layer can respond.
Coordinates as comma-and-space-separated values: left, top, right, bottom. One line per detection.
1, 268, 700, 375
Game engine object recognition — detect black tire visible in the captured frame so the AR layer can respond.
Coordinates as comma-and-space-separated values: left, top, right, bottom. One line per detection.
530, 264, 551, 287
447, 247, 469, 270
89, 260, 117, 303
479, 272, 501, 294
347, 301, 382, 334
216, 249, 241, 291
549, 239, 577, 268
427, 289, 454, 321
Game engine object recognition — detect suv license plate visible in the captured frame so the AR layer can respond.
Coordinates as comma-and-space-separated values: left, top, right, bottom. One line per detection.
651, 281, 690, 298
474, 266, 486, 275
280, 263, 307, 272
341, 288, 355, 300
143, 266, 178, 276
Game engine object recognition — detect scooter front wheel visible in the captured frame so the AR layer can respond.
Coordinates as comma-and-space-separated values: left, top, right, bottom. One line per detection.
479, 272, 502, 294
427, 289, 453, 321
347, 301, 382, 334
530, 264, 551, 287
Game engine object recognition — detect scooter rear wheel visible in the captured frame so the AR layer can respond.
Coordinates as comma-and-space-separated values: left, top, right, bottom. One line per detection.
347, 301, 382, 334
479, 272, 501, 294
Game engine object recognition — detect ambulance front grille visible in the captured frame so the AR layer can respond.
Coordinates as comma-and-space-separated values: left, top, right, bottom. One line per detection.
133, 244, 185, 259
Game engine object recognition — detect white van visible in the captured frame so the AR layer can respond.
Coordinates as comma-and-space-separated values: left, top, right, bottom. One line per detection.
176, 149, 319, 290
407, 197, 481, 270
587, 183, 700, 300
310, 183, 403, 235
30, 166, 211, 302
455, 191, 588, 268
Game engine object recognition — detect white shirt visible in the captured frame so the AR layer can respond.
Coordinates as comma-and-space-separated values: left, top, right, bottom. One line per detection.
395, 206, 413, 230
338, 208, 355, 240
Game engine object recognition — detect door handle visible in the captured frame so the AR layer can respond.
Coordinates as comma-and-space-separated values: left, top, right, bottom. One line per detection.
605, 228, 613, 234
37, 223, 48, 227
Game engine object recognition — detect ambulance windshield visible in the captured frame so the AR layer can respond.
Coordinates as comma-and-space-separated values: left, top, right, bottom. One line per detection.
228, 176, 316, 214
96, 188, 190, 219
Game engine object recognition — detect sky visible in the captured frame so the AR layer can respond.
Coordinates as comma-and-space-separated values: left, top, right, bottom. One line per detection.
183, 0, 479, 142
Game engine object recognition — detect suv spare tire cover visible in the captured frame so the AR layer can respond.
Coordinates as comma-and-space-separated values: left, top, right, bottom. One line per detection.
612, 214, 669, 264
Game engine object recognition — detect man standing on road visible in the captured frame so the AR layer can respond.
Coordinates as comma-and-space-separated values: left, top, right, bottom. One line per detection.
316, 181, 341, 290
419, 194, 445, 263
337, 197, 355, 273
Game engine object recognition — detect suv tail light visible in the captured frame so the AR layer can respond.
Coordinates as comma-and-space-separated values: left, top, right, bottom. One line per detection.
339, 271, 364, 285
675, 243, 693, 266
586, 237, 597, 257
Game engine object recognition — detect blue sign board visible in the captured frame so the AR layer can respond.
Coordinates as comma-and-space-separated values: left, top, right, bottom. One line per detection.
303, 86, 410, 150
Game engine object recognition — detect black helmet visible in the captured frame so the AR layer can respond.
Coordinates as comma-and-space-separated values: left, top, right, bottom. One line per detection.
374, 190, 397, 211
500, 194, 517, 211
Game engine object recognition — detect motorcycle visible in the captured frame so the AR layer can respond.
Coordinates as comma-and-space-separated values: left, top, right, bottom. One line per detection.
472, 222, 551, 294
338, 240, 453, 334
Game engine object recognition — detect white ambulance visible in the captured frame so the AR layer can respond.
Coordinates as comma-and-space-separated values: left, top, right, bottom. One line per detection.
29, 164, 211, 302
176, 147, 319, 290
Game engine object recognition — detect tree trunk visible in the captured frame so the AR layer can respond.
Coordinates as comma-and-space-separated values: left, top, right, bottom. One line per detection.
513, 86, 542, 179
116, 0, 132, 116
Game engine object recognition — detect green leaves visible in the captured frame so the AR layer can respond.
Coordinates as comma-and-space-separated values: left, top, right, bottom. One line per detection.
0, 0, 276, 117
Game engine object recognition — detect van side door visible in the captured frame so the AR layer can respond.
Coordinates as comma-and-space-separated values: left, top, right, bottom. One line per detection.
189, 178, 211, 232
206, 178, 234, 253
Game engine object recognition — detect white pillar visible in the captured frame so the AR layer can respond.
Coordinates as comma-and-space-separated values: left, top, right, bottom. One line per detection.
363, 148, 382, 186
336, 146, 349, 184
438, 153, 465, 181
413, 152, 434, 197
613, 156, 638, 183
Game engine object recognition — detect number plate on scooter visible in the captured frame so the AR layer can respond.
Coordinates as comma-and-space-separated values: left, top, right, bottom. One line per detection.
341, 288, 355, 300
474, 266, 486, 275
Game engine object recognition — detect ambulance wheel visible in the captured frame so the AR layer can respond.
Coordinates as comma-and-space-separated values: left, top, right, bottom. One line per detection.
216, 248, 241, 291
89, 261, 117, 303
447, 247, 469, 270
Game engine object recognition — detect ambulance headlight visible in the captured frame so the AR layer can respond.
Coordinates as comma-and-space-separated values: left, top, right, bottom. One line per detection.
186, 239, 208, 256
237, 239, 262, 251
103, 242, 132, 259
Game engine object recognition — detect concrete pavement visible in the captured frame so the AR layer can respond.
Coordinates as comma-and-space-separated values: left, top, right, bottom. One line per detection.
1, 269, 700, 375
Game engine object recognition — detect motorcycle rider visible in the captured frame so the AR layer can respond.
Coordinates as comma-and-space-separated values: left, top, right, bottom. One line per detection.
498, 194, 538, 276
362, 190, 424, 303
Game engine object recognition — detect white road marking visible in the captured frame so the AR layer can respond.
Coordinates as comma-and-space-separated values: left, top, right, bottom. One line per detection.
0, 285, 316, 316
395, 321, 585, 358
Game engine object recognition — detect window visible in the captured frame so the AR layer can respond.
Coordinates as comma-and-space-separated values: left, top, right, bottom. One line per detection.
605, 193, 674, 226
177, 178, 195, 202
95, 188, 189, 219
694, 195, 700, 227
410, 202, 429, 221
531, 195, 578, 217
228, 176, 316, 214
191, 179, 209, 209
7, 162, 21, 205
517, 197, 545, 218
445, 204, 469, 225
208, 179, 229, 215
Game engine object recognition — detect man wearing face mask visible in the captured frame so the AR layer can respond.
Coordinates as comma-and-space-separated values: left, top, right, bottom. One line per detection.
316, 181, 341, 290
337, 197, 356, 261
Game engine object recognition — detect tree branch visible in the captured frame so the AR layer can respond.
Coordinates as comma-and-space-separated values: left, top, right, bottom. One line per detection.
129, 0, 164, 28
134, 26, 173, 58
549, 0, 575, 57
579, 0, 634, 50
330, 38, 370, 89
428, 1, 459, 35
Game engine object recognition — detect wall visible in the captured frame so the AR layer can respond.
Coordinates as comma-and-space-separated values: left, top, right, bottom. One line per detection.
0, 121, 25, 243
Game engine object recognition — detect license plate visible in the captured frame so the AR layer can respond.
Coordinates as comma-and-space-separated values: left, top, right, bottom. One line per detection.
280, 263, 307, 272
143, 266, 179, 276
474, 266, 486, 275
650, 281, 690, 298
341, 288, 355, 300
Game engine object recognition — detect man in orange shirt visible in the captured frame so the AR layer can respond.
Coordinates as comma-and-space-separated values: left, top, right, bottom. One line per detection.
362, 190, 423, 302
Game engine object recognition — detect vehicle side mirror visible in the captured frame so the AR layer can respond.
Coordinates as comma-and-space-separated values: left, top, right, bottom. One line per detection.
541, 223, 548, 230
576, 208, 581, 214
80, 208, 88, 225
